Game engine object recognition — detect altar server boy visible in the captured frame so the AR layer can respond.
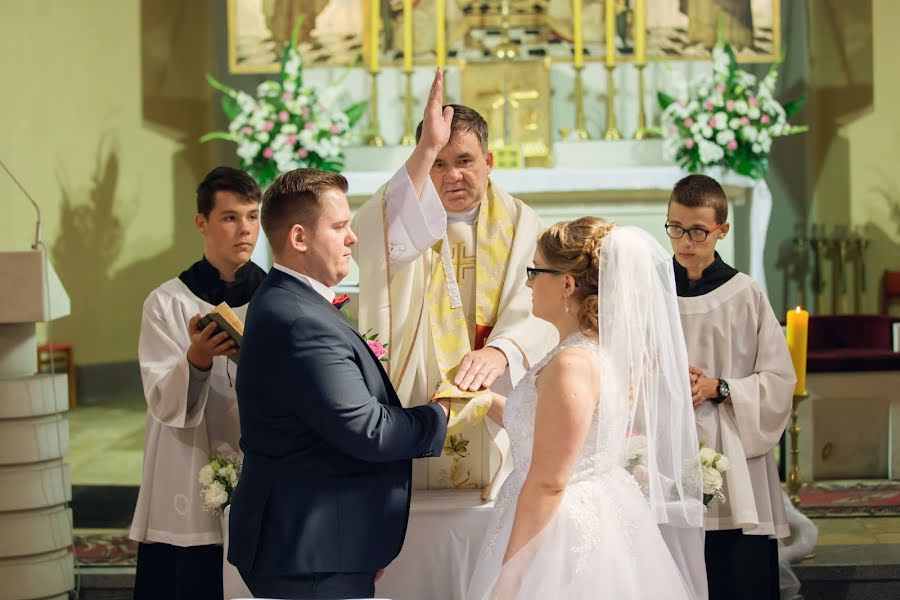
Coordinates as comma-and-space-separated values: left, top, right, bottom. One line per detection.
666, 174, 796, 600
129, 167, 265, 600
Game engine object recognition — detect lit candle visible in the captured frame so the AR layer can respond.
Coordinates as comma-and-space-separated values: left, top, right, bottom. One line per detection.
403, 0, 414, 71
786, 306, 809, 395
436, 0, 447, 69
369, 0, 379, 72
573, 0, 584, 68
605, 0, 616, 67
634, 0, 646, 65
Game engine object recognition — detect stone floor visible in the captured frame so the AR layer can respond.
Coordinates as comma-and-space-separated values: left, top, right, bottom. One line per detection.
68, 394, 145, 486
68, 397, 900, 599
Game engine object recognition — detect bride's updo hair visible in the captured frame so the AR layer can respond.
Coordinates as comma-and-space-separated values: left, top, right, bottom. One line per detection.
537, 217, 616, 333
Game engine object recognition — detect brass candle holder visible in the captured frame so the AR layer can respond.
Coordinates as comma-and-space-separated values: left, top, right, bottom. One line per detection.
633, 64, 656, 140
792, 224, 809, 309
603, 64, 621, 140
366, 70, 385, 147
572, 65, 590, 140
809, 224, 826, 315
400, 69, 416, 145
787, 392, 809, 507
825, 227, 849, 314
847, 228, 870, 314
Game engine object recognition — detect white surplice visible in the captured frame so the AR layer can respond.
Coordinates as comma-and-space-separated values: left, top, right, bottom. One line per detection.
678, 273, 796, 538
129, 278, 247, 547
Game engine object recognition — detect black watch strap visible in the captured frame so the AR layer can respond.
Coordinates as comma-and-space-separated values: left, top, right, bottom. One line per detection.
713, 379, 729, 404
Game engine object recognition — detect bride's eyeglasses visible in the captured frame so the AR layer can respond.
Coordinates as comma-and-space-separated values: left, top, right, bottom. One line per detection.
526, 267, 563, 282
665, 222, 723, 243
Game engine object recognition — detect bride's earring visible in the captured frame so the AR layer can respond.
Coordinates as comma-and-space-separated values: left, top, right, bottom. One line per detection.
564, 292, 570, 314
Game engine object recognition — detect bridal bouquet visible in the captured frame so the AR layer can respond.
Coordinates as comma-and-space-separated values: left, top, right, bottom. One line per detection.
658, 43, 806, 180
699, 443, 730, 507
198, 453, 241, 515
625, 434, 729, 507
201, 16, 366, 188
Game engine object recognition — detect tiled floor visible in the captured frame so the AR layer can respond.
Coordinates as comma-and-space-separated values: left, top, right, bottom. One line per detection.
68, 396, 145, 486
67, 399, 900, 558
812, 516, 900, 546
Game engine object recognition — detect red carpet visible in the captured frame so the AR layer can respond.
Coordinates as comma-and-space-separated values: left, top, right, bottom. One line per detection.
73, 533, 138, 566
798, 480, 900, 517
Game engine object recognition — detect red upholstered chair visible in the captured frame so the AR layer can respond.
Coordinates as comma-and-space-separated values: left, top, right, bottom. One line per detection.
807, 315, 900, 373
37, 342, 77, 410
882, 270, 900, 315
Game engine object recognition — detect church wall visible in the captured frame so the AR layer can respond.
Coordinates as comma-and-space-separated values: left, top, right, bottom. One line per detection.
808, 0, 900, 315
0, 0, 214, 366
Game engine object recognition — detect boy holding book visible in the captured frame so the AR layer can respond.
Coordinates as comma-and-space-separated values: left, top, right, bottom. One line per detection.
129, 167, 265, 600
667, 174, 796, 600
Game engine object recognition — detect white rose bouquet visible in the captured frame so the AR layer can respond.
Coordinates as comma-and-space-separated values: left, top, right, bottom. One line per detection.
658, 43, 806, 180
198, 453, 241, 515
698, 442, 730, 507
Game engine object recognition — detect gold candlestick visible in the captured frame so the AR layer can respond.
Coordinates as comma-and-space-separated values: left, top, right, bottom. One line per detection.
603, 65, 621, 141
573, 65, 590, 140
367, 70, 385, 147
400, 70, 416, 145
633, 64, 656, 140
787, 392, 809, 507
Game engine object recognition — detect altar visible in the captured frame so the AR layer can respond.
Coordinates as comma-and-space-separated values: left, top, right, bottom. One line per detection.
374, 490, 493, 600
313, 140, 774, 299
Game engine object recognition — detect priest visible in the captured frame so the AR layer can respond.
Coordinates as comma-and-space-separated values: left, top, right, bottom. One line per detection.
666, 174, 796, 600
352, 68, 556, 496
129, 167, 265, 600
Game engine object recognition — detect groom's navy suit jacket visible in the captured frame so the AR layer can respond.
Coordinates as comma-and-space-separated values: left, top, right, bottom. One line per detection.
228, 269, 447, 576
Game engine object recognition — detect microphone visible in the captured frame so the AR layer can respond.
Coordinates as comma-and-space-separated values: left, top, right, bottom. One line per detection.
0, 158, 42, 249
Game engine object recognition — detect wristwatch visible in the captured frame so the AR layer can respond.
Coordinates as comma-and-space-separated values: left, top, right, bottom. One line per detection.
713, 379, 730, 404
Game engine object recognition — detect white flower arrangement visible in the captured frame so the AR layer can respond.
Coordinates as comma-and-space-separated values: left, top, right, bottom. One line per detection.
658, 43, 806, 180
201, 16, 366, 188
699, 442, 730, 507
198, 453, 241, 515
625, 434, 729, 508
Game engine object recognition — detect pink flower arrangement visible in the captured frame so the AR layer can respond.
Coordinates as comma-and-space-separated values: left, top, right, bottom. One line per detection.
201, 15, 366, 188
659, 43, 806, 179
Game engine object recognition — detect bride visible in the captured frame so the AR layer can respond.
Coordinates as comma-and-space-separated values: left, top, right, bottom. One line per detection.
466, 218, 705, 599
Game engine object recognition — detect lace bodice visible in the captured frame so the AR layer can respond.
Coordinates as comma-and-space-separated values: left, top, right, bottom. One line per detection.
502, 332, 610, 489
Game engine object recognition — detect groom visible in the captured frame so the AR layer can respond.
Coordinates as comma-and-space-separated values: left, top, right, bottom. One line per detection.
228, 169, 450, 599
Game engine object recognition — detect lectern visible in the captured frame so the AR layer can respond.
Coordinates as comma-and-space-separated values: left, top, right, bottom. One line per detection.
0, 250, 74, 600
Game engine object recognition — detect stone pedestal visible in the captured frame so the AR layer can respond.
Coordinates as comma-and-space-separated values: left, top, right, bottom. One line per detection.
0, 250, 74, 600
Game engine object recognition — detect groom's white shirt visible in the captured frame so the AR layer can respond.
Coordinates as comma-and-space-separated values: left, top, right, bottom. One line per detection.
273, 263, 335, 304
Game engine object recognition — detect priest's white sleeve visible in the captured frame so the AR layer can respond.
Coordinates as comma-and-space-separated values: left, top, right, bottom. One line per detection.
725, 292, 796, 459
384, 165, 446, 271
138, 293, 210, 429
487, 338, 527, 388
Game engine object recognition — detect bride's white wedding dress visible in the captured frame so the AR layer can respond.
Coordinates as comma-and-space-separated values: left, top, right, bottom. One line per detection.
466, 333, 692, 599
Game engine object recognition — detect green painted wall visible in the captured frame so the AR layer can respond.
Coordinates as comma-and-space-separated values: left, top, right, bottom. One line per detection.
0, 0, 214, 364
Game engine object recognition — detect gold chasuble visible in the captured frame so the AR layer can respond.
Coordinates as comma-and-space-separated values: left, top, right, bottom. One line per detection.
353, 177, 557, 498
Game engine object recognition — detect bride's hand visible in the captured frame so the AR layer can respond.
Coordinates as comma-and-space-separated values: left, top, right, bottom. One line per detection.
488, 392, 507, 427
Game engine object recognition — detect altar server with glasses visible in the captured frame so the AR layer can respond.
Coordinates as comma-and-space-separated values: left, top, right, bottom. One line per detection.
666, 174, 796, 600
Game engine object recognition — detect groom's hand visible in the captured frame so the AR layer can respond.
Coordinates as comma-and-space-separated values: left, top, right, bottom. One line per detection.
454, 347, 508, 391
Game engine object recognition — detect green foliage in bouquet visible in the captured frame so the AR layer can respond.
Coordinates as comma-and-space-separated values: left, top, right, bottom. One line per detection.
201, 16, 367, 188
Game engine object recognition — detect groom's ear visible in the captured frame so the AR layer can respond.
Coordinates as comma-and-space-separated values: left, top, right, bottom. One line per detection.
288, 223, 308, 253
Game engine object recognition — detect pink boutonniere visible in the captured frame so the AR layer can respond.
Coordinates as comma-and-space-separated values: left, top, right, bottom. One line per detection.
362, 330, 389, 362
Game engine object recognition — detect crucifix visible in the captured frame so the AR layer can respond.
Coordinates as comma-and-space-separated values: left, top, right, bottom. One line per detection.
451, 241, 476, 282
